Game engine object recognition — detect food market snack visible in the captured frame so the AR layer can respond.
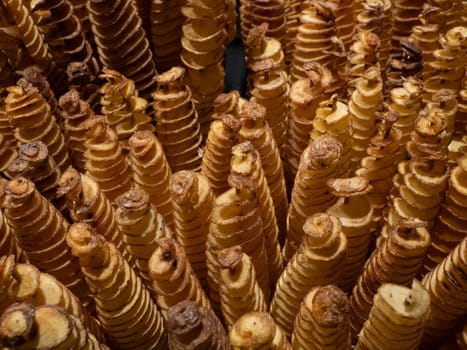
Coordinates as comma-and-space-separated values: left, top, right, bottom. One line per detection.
350, 220, 431, 337
230, 311, 291, 349
270, 213, 347, 337
66, 223, 167, 349
239, 101, 288, 244
355, 280, 430, 350
167, 300, 230, 350
99, 68, 154, 151
152, 67, 203, 172
201, 113, 241, 195
248, 58, 289, 151
148, 237, 211, 319
207, 174, 269, 312
284, 135, 342, 260
386, 40, 423, 91
326, 177, 374, 292
87, 0, 156, 98
170, 170, 214, 288
128, 130, 174, 228
115, 188, 172, 285
84, 116, 134, 203
230, 142, 283, 287
6, 83, 71, 173
0, 303, 107, 349
218, 245, 268, 329
292, 285, 351, 350
2, 177, 89, 299
390, 0, 424, 59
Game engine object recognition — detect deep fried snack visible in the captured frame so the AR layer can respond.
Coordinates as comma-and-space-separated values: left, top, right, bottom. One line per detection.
3, 177, 90, 299
421, 237, 467, 348
115, 188, 172, 285
128, 130, 174, 228
66, 223, 167, 349
170, 170, 214, 289
355, 280, 430, 350
0, 303, 107, 349
0, 180, 15, 258
230, 312, 292, 349
152, 67, 203, 172
84, 116, 134, 203
201, 114, 241, 195
326, 177, 374, 292
167, 300, 230, 350
284, 135, 342, 260
270, 213, 347, 338
239, 101, 288, 246
6, 83, 71, 173
218, 246, 268, 329
148, 237, 212, 319
350, 221, 430, 338
292, 285, 351, 350
245, 23, 285, 70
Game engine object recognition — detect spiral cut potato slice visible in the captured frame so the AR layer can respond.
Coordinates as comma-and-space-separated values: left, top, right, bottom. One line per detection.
180, 0, 226, 135
152, 66, 203, 173
67, 59, 100, 112
84, 116, 134, 203
87, 0, 156, 98
66, 223, 167, 350
212, 90, 244, 119
148, 237, 211, 320
29, 0, 98, 72
207, 175, 269, 313
355, 112, 403, 226
239, 101, 288, 246
218, 245, 268, 329
58, 90, 96, 172
0, 303, 107, 350
170, 170, 214, 289
349, 67, 383, 172
284, 135, 342, 261
0, 255, 104, 342
201, 113, 241, 195
386, 40, 423, 92
249, 58, 289, 151
355, 280, 430, 350
423, 26, 467, 104
167, 300, 230, 350
350, 220, 431, 338
284, 0, 301, 68
270, 213, 347, 338
0, 181, 15, 258
290, 2, 337, 82
6, 84, 71, 173
386, 109, 450, 230
355, 0, 392, 81
390, 0, 424, 59
230, 142, 283, 289
246, 23, 285, 76
57, 167, 129, 262
421, 237, 467, 348
240, 0, 287, 49
68, 0, 94, 48
150, 0, 184, 71
2, 178, 90, 300
284, 62, 335, 186
326, 177, 374, 292
115, 188, 172, 286
0, 0, 66, 92
7, 141, 65, 213
0, 92, 17, 176
423, 155, 467, 274
347, 31, 380, 95
230, 311, 292, 350
310, 94, 352, 177
99, 69, 154, 151
386, 77, 423, 162
128, 131, 174, 228
226, 0, 237, 44
291, 285, 351, 350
